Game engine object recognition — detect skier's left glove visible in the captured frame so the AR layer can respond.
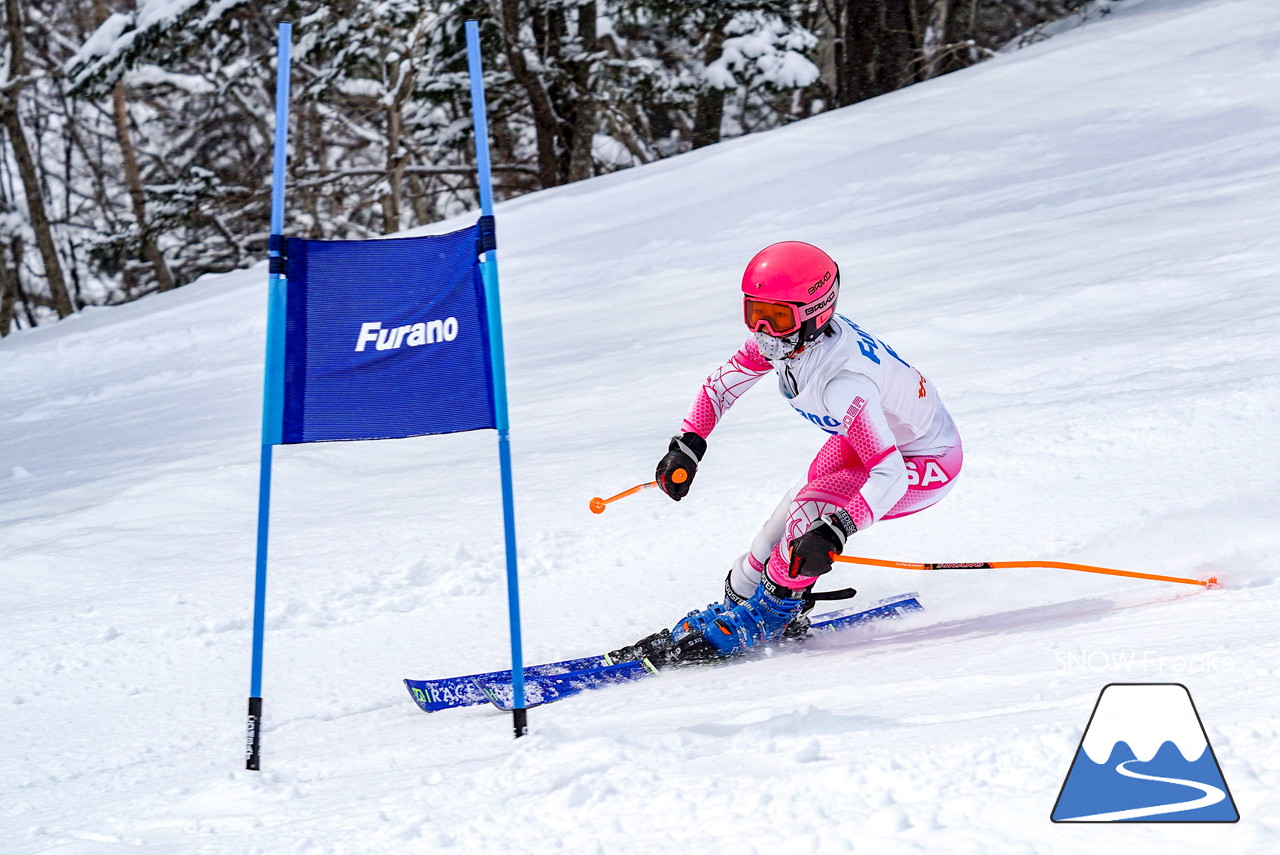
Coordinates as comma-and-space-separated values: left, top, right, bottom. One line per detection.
788, 511, 857, 578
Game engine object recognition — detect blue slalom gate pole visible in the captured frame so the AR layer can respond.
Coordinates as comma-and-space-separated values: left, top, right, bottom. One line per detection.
247, 21, 292, 771
466, 20, 527, 737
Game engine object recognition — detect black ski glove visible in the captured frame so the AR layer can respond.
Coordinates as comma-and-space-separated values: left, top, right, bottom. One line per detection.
788, 510, 857, 578
656, 432, 706, 501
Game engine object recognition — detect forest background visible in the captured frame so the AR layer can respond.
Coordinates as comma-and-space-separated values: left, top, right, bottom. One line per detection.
0, 0, 1102, 334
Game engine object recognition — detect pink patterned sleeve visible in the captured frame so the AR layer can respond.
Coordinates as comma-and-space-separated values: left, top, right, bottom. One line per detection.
680, 337, 772, 437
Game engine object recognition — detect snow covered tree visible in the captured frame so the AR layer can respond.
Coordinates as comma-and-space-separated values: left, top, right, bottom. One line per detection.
809, 0, 1096, 108
0, 0, 1105, 332
619, 0, 819, 151
494, 0, 610, 187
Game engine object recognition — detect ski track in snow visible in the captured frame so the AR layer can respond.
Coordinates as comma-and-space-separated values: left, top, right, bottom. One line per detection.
4, 0, 1280, 852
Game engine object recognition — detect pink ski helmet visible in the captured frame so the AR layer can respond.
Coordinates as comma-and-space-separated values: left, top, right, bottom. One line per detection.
742, 241, 839, 359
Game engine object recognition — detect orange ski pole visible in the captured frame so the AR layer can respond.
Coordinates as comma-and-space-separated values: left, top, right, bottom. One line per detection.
589, 469, 686, 514
831, 554, 1218, 588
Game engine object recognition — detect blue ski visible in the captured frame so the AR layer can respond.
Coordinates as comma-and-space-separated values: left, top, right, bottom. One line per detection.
478, 594, 923, 711
405, 654, 607, 713
807, 592, 923, 636
476, 659, 661, 709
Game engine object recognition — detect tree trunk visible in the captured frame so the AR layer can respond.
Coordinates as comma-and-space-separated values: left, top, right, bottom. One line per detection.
113, 81, 175, 291
936, 0, 982, 77
565, 2, 597, 181
0, 240, 16, 335
93, 0, 172, 292
383, 75, 404, 234
6, 235, 36, 327
840, 0, 922, 105
297, 97, 325, 239
691, 27, 728, 150
382, 43, 421, 235
0, 111, 72, 317
921, 0, 951, 80
499, 0, 562, 188
2, 0, 73, 318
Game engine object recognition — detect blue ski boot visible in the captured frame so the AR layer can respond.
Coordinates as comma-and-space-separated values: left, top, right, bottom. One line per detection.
609, 573, 852, 666
671, 601, 732, 642
606, 601, 730, 666
697, 573, 807, 657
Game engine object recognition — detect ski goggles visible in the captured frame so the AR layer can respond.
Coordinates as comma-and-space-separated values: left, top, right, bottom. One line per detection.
744, 285, 837, 337
744, 297, 803, 336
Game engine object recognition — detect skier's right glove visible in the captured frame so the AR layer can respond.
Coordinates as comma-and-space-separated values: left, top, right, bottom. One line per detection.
656, 431, 706, 501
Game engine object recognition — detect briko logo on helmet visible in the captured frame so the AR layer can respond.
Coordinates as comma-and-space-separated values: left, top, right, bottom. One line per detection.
807, 270, 832, 296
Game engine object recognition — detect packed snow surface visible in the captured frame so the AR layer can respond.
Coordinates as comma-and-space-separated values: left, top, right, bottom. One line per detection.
3, 0, 1279, 852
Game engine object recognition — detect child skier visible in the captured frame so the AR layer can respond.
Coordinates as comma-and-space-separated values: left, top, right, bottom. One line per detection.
652, 241, 963, 659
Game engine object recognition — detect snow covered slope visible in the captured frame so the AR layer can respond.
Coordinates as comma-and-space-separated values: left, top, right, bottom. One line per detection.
3, 0, 1279, 851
